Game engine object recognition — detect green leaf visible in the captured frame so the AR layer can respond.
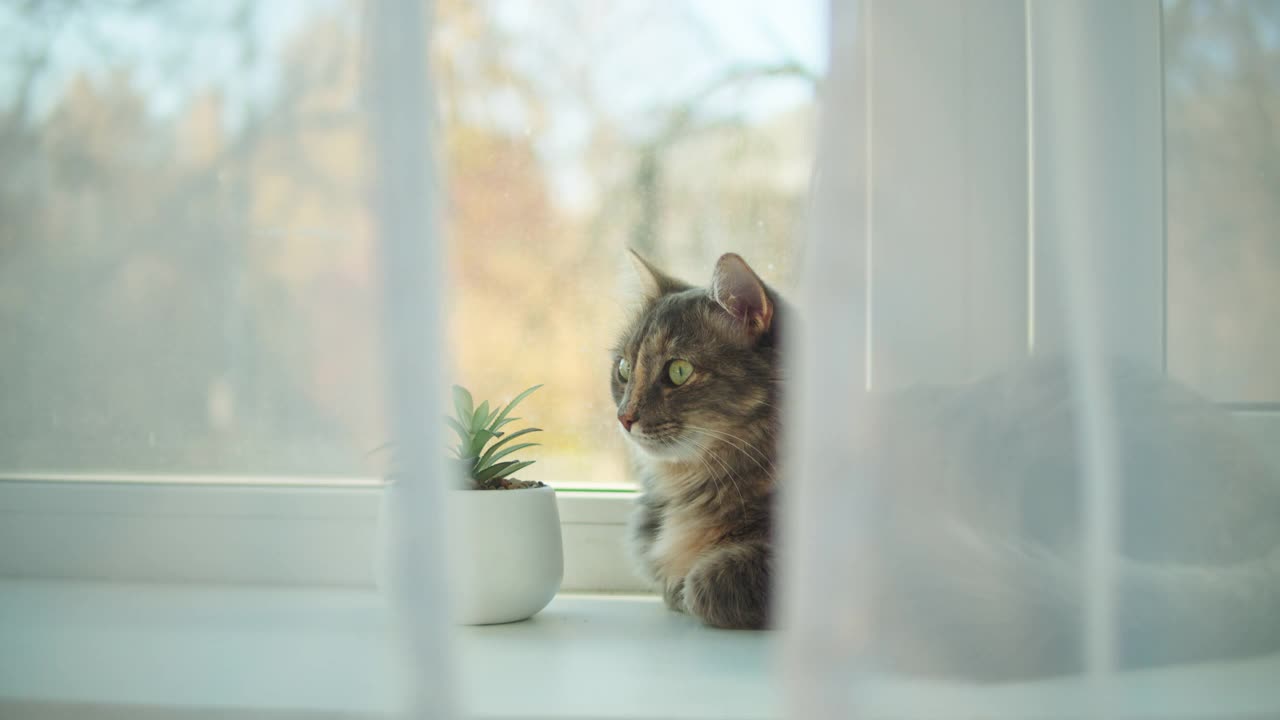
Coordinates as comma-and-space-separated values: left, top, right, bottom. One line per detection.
452, 385, 474, 428
487, 384, 542, 431
497, 460, 535, 480
473, 445, 501, 474
491, 416, 520, 432
485, 405, 502, 428
480, 427, 541, 464
466, 428, 498, 459
465, 425, 494, 453
445, 416, 470, 446
471, 401, 490, 432
475, 460, 518, 483
478, 442, 539, 470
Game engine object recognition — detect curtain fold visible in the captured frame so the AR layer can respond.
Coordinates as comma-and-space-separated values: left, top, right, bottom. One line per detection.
368, 0, 457, 717
782, 1, 1171, 715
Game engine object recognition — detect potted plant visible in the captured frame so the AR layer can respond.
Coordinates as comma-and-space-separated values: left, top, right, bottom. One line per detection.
447, 384, 545, 491
377, 384, 563, 624
398, 384, 563, 625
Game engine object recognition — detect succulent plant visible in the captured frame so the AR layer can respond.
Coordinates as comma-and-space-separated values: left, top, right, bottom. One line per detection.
447, 384, 542, 490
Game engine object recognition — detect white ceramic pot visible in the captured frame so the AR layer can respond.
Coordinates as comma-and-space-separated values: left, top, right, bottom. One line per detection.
377, 484, 564, 626
447, 484, 563, 625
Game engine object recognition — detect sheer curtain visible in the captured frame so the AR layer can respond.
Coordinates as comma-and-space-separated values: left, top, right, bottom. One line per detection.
368, 0, 456, 716
780, 0, 1272, 717
366, 0, 1277, 717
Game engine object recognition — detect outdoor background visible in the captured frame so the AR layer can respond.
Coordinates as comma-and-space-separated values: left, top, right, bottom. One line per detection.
0, 0, 1275, 483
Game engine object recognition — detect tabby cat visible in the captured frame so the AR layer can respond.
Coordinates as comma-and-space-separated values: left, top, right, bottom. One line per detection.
612, 250, 1280, 680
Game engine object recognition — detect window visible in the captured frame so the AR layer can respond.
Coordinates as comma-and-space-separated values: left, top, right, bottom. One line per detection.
0, 1, 822, 486
0, 2, 378, 477
1164, 0, 1280, 406
437, 1, 820, 487
3, 2, 1279, 719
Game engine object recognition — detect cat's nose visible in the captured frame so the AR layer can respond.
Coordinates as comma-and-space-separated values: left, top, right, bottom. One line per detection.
618, 410, 637, 432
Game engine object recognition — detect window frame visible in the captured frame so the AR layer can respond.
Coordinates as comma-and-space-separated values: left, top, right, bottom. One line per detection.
4, 0, 1277, 606
0, 475, 646, 593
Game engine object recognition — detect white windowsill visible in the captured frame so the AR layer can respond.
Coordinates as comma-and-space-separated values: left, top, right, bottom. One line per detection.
3, 580, 1279, 720
0, 579, 770, 720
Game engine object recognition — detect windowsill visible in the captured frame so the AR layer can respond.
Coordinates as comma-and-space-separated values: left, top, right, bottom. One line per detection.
4, 580, 1280, 719
0, 579, 769, 720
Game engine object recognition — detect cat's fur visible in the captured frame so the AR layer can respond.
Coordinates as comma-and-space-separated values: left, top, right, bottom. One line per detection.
612, 250, 1280, 680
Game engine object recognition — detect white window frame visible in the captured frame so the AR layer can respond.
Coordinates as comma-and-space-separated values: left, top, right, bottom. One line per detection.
4, 0, 1277, 606
0, 476, 646, 593
853, 0, 1279, 433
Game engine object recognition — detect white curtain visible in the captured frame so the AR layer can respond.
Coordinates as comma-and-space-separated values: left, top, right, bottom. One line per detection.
366, 0, 1273, 717
368, 0, 457, 717
781, 0, 1201, 716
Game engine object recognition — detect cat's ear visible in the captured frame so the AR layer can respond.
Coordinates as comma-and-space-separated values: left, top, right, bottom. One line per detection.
628, 249, 687, 301
711, 253, 774, 337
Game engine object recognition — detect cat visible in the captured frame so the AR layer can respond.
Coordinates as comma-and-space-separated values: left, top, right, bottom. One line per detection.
612, 249, 1280, 680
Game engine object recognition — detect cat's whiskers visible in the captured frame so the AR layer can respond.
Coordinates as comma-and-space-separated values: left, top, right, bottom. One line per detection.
681, 434, 747, 514
752, 400, 785, 415
684, 424, 777, 478
691, 430, 775, 480
674, 437, 729, 506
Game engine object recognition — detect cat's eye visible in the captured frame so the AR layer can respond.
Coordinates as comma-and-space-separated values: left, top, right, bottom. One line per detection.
667, 359, 694, 386
617, 357, 631, 382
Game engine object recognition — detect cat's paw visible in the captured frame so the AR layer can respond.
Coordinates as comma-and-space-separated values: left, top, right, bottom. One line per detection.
682, 542, 771, 630
662, 578, 686, 612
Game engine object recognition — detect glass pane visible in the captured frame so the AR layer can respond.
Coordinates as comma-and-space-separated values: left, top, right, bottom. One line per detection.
0, 1, 380, 476
0, 1, 818, 482
440, 1, 818, 486
1164, 0, 1280, 403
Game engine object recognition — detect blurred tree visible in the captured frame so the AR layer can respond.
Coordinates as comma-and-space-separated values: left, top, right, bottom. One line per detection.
1164, 0, 1280, 402
0, 0, 821, 483
0, 1, 357, 473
